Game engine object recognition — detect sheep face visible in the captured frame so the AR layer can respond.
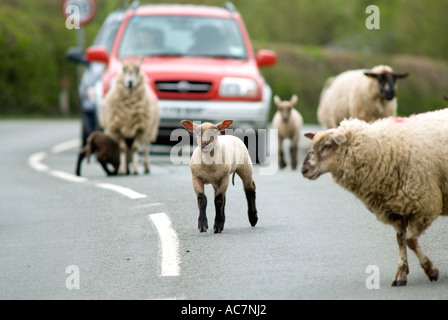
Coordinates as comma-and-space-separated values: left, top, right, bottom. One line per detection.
301, 130, 347, 180
119, 57, 144, 90
364, 70, 409, 101
274, 94, 298, 122
181, 120, 234, 153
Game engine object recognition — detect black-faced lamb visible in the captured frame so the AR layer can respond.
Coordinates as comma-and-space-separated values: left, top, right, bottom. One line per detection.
75, 130, 119, 176
180, 120, 258, 234
272, 94, 303, 170
301, 110, 448, 286
317, 65, 409, 128
100, 58, 160, 175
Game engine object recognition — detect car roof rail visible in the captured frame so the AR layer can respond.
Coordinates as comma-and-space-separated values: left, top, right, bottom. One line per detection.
224, 2, 237, 13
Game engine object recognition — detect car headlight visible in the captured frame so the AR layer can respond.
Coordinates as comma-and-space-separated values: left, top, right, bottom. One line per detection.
219, 77, 259, 98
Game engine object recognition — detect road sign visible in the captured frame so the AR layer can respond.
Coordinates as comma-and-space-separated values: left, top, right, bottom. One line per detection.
62, 0, 97, 26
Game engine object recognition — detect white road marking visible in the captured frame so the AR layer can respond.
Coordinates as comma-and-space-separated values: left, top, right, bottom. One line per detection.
50, 170, 88, 183
130, 202, 163, 210
148, 213, 181, 277
96, 183, 147, 199
51, 138, 81, 154
28, 152, 49, 172
28, 139, 151, 200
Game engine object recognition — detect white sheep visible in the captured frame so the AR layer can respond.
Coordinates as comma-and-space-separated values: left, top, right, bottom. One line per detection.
180, 120, 258, 234
317, 65, 409, 128
301, 109, 448, 286
100, 58, 160, 175
272, 94, 303, 170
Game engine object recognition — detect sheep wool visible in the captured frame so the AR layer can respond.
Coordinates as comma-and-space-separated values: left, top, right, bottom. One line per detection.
302, 108, 448, 286
100, 60, 159, 174
317, 65, 407, 128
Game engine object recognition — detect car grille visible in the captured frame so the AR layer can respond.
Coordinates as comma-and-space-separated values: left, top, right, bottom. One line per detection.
155, 81, 212, 93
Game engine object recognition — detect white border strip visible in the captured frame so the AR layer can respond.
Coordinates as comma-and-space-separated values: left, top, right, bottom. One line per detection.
97, 183, 147, 200
148, 213, 181, 277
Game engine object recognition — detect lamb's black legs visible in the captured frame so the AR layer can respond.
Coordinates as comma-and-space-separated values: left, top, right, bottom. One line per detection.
214, 194, 226, 234
245, 183, 258, 227
197, 193, 208, 233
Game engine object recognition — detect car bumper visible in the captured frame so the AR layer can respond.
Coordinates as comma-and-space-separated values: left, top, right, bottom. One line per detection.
158, 87, 272, 136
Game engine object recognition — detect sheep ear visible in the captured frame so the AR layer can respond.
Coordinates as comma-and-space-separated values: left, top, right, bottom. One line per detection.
216, 120, 233, 131
364, 72, 379, 79
180, 120, 195, 132
137, 56, 144, 67
304, 132, 316, 140
273, 95, 281, 106
393, 72, 409, 79
330, 133, 347, 145
290, 94, 298, 105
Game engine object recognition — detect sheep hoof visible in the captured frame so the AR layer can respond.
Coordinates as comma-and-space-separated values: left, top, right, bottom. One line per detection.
391, 280, 407, 287
214, 222, 224, 234
429, 269, 439, 282
198, 220, 208, 233
214, 227, 223, 234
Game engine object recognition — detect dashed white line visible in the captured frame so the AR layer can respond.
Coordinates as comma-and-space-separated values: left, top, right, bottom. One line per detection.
96, 183, 147, 199
50, 170, 88, 183
148, 213, 181, 277
28, 152, 49, 172
51, 138, 81, 154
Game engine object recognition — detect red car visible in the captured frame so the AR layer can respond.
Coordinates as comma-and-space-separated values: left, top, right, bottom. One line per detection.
86, 2, 277, 143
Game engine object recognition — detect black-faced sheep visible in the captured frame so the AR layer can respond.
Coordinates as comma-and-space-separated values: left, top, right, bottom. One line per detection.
180, 120, 258, 234
75, 131, 119, 176
301, 110, 448, 286
100, 58, 160, 175
272, 94, 303, 170
317, 65, 409, 128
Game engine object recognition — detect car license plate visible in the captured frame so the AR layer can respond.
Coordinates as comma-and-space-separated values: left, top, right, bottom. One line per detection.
161, 106, 204, 118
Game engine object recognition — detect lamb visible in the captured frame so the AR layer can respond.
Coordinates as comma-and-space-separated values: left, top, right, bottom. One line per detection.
301, 109, 448, 286
75, 130, 120, 176
180, 119, 258, 234
317, 65, 409, 128
272, 94, 303, 170
100, 58, 160, 175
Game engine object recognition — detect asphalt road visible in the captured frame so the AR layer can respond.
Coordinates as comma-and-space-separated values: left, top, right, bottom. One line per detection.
2, 119, 448, 300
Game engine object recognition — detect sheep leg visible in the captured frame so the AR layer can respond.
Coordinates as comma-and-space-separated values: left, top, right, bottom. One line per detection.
392, 224, 409, 287
75, 147, 87, 176
142, 143, 151, 174
130, 141, 139, 175
290, 136, 299, 170
99, 161, 115, 176
278, 136, 286, 169
406, 230, 439, 282
193, 176, 208, 233
213, 194, 226, 234
118, 140, 128, 175
213, 178, 229, 234
242, 179, 257, 227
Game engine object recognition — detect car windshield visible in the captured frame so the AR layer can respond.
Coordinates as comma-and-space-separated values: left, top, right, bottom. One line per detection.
118, 15, 247, 59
